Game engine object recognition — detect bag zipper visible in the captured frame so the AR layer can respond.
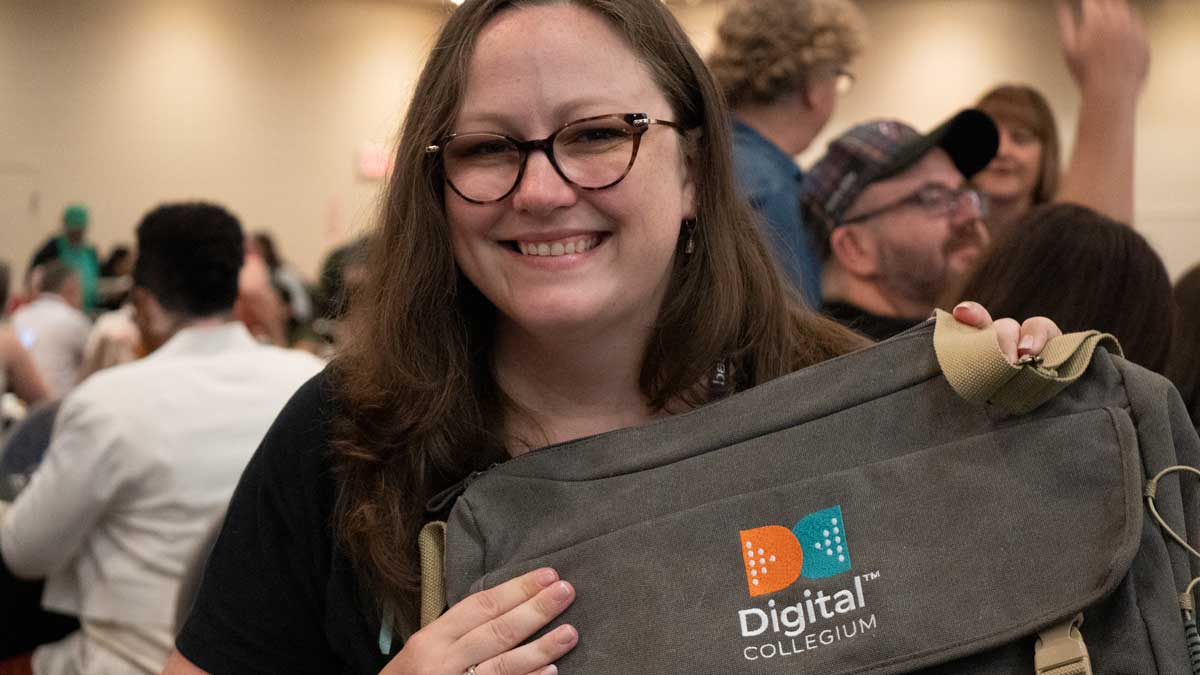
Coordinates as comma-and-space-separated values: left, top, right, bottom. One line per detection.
425, 465, 495, 515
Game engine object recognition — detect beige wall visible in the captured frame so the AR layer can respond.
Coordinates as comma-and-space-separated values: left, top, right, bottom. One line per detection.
1, 0, 446, 284
3, 0, 1198, 285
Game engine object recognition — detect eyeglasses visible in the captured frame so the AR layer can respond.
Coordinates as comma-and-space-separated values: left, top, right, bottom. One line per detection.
842, 183, 988, 225
834, 68, 856, 96
425, 113, 683, 204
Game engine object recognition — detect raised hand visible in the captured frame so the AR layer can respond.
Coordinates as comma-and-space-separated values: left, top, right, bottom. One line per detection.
1058, 0, 1150, 96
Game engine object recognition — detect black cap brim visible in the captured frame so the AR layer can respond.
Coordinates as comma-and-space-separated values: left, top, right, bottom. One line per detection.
874, 108, 999, 182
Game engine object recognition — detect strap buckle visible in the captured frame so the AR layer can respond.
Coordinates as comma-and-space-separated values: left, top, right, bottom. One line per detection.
1035, 613, 1092, 675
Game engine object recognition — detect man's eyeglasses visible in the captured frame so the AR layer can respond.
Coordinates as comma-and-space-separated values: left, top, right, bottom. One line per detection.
842, 183, 989, 225
426, 113, 683, 204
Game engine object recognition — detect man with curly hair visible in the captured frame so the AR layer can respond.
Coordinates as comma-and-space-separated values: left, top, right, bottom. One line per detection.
708, 0, 867, 307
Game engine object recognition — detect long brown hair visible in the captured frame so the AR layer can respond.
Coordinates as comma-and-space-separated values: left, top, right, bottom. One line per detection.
329, 0, 864, 631
976, 84, 1060, 205
945, 203, 1173, 374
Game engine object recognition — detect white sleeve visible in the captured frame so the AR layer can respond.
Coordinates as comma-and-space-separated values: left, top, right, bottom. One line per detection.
0, 390, 129, 579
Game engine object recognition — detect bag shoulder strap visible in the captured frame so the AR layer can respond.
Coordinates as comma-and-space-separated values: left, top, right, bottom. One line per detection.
419, 520, 448, 628
932, 309, 1122, 415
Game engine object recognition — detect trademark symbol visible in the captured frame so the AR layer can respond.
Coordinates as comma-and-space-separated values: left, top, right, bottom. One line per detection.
863, 571, 881, 582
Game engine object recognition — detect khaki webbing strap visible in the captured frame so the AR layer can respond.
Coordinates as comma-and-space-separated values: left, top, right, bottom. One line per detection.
1035, 614, 1093, 675
933, 309, 1122, 415
419, 520, 448, 628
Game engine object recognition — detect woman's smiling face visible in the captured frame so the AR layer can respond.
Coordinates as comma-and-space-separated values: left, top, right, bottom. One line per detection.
444, 3, 696, 339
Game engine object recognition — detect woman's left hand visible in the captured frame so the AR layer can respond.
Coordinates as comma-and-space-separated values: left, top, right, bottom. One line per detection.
951, 301, 1063, 364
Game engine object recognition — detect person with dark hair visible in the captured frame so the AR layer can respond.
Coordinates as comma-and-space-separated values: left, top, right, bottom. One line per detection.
10, 261, 90, 398
946, 203, 1173, 374
94, 245, 135, 312
1166, 265, 1200, 427
162, 3, 1060, 674
28, 205, 100, 313
803, 110, 999, 341
708, 0, 867, 306
307, 237, 370, 351
0, 202, 323, 675
99, 246, 133, 279
251, 231, 314, 332
972, 0, 1149, 236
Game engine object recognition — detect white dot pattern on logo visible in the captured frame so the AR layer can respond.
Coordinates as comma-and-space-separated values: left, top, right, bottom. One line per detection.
746, 542, 753, 549
749, 559, 755, 567
839, 555, 845, 562
815, 542, 822, 549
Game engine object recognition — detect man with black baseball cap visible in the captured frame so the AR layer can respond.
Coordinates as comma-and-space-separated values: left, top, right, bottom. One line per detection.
802, 109, 1000, 341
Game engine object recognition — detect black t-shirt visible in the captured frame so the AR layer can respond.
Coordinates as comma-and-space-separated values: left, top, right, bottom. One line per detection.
821, 300, 924, 343
176, 371, 392, 675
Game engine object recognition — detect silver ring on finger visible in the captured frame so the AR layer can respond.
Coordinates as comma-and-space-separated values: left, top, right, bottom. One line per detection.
465, 666, 478, 675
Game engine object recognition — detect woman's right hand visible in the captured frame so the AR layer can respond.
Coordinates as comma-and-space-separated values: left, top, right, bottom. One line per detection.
381, 567, 578, 675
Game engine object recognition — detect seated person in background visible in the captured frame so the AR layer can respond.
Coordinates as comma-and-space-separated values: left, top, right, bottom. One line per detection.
307, 236, 370, 354
10, 262, 91, 398
1168, 264, 1200, 428
252, 231, 314, 330
0, 260, 51, 432
802, 110, 998, 341
944, 203, 1173, 374
79, 302, 142, 382
96, 245, 135, 312
707, 0, 868, 306
972, 0, 1149, 236
233, 244, 288, 346
0, 202, 324, 675
0, 328, 49, 413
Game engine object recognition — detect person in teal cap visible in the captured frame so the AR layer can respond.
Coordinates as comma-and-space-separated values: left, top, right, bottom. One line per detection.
29, 205, 100, 313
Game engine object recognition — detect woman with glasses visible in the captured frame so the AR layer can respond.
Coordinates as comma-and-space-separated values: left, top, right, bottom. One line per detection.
163, 2, 1059, 675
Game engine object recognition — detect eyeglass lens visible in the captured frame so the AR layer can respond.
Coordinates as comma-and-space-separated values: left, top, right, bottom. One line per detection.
442, 116, 640, 202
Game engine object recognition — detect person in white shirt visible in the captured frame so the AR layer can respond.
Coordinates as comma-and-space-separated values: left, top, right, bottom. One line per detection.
10, 262, 91, 398
0, 202, 325, 675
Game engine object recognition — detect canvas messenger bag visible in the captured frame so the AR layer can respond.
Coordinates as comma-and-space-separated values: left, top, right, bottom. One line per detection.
420, 312, 1200, 674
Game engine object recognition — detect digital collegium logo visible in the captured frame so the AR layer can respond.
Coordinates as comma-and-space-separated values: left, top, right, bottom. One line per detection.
734, 506, 880, 662
739, 506, 850, 596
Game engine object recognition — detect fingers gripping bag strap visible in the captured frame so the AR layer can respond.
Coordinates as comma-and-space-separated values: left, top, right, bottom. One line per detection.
932, 309, 1122, 415
419, 521, 448, 627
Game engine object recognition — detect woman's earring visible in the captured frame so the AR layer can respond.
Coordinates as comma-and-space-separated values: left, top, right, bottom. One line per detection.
684, 219, 697, 255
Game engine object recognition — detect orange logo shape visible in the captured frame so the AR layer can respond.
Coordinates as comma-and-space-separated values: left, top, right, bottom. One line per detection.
738, 526, 803, 597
